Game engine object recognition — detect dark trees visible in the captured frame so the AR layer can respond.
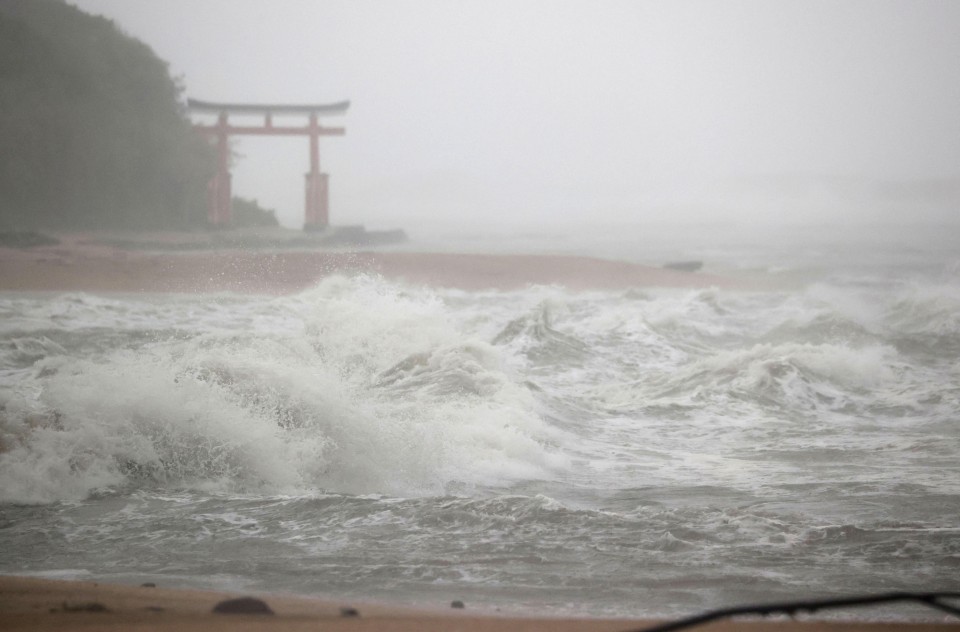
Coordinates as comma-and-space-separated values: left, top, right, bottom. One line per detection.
0, 0, 213, 229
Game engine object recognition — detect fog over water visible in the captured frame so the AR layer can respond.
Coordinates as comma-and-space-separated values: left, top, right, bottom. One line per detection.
69, 0, 960, 229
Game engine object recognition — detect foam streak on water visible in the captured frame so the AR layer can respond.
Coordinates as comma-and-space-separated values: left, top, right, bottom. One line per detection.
1, 264, 959, 619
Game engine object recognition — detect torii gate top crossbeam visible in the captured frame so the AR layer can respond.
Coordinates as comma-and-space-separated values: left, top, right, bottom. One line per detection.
186, 98, 350, 116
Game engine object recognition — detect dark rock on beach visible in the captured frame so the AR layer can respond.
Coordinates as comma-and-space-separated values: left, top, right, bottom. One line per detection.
211, 596, 275, 615
59, 601, 109, 613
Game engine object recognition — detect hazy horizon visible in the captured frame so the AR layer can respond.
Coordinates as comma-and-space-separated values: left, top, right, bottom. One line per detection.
68, 0, 960, 229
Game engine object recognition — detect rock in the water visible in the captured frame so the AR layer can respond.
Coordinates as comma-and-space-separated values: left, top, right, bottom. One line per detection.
211, 597, 275, 615
0, 231, 59, 248
340, 606, 360, 617
662, 260, 703, 272
451, 600, 465, 609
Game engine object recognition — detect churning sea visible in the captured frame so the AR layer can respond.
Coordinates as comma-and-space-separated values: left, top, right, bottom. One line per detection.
1, 219, 959, 621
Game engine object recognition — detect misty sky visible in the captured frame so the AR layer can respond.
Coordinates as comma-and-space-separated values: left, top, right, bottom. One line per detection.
69, 0, 960, 228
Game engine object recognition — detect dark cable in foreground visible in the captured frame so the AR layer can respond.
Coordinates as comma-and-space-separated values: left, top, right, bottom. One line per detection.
629, 592, 960, 632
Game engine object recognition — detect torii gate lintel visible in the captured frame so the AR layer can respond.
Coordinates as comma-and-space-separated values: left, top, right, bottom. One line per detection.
187, 99, 349, 231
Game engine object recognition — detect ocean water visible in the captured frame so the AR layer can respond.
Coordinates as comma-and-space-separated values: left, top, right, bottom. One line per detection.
1, 220, 959, 620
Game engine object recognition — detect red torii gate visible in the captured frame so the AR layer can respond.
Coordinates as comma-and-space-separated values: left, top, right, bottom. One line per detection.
187, 98, 349, 231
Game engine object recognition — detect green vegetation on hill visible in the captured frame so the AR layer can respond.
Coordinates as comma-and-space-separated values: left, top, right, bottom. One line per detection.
0, 0, 213, 230
231, 196, 279, 228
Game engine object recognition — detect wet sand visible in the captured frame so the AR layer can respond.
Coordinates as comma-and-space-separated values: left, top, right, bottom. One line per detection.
1, 576, 956, 632
0, 234, 740, 294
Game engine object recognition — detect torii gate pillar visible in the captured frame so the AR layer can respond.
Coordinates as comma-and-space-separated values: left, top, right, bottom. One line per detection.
208, 112, 232, 226
303, 113, 329, 231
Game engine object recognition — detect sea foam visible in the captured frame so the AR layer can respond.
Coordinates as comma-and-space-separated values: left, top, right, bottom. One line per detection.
0, 276, 565, 503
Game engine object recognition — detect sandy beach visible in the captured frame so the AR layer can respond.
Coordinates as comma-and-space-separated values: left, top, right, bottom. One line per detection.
0, 233, 741, 294
2, 576, 957, 632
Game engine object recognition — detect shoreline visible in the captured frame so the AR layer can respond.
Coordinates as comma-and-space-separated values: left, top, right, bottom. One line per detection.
2, 575, 956, 632
0, 233, 748, 294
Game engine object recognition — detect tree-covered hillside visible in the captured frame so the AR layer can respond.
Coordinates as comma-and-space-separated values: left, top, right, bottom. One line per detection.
0, 0, 213, 229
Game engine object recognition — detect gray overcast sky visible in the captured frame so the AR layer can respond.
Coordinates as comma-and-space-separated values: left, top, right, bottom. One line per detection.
69, 0, 960, 227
